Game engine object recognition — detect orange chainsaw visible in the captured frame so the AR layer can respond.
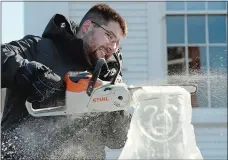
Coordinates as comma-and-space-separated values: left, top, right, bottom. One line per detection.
25, 53, 197, 117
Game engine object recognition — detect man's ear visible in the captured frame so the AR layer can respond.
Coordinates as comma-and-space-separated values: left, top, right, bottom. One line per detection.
81, 20, 92, 34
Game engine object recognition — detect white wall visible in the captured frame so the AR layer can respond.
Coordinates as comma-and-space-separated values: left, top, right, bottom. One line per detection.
24, 2, 69, 36
146, 2, 167, 84
191, 108, 227, 159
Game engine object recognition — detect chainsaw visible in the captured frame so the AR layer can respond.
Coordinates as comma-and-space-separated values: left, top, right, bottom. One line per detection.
25, 53, 197, 117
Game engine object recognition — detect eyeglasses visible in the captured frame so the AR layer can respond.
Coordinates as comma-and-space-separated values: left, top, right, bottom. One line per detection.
91, 21, 118, 45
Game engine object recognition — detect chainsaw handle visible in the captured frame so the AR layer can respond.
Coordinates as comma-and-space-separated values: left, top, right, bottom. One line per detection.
25, 101, 67, 117
111, 53, 121, 84
86, 52, 122, 96
87, 58, 108, 96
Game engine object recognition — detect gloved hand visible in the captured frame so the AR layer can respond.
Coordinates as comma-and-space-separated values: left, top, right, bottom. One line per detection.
14, 61, 65, 102
100, 68, 123, 83
99, 59, 123, 83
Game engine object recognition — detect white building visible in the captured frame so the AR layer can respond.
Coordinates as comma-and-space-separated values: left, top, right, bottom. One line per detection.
2, 1, 227, 159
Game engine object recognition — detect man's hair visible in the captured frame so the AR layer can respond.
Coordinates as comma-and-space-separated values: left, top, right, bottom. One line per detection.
79, 3, 128, 36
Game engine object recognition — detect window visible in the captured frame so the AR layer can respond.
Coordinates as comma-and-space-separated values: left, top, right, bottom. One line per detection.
188, 46, 207, 74
166, 16, 185, 44
196, 79, 209, 108
207, 1, 227, 10
209, 47, 227, 108
210, 75, 227, 108
167, 47, 186, 75
166, 1, 227, 11
209, 46, 227, 73
167, 46, 207, 75
187, 2, 205, 10
166, 2, 185, 11
165, 2, 227, 108
167, 46, 207, 108
208, 15, 227, 44
187, 16, 206, 44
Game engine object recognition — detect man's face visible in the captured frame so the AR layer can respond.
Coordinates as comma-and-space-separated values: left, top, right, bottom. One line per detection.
81, 20, 124, 65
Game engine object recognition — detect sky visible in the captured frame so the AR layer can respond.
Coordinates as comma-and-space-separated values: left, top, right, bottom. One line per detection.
1, 2, 24, 43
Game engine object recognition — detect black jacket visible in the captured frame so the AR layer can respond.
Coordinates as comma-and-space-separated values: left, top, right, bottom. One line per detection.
1, 14, 131, 159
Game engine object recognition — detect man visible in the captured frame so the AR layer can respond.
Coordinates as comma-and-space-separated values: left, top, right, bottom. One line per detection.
1, 4, 131, 159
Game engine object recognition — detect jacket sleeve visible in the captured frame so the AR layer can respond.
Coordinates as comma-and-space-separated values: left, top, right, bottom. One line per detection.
102, 110, 132, 149
1, 35, 41, 89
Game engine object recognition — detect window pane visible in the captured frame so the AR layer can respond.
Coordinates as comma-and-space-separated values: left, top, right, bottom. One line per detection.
187, 16, 206, 43
187, 46, 208, 108
196, 78, 209, 108
166, 2, 185, 11
208, 1, 227, 10
167, 46, 209, 108
208, 15, 226, 43
167, 47, 186, 75
187, 2, 205, 10
188, 46, 207, 74
209, 45, 227, 108
166, 16, 185, 44
210, 75, 227, 108
209, 46, 227, 74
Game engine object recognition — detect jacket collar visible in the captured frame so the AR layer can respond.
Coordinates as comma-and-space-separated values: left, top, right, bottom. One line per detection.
62, 37, 93, 69
41, 14, 93, 69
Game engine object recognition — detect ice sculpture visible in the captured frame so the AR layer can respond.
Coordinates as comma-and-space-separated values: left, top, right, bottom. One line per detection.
119, 86, 203, 159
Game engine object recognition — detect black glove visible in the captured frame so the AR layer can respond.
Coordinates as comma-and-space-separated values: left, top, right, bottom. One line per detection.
99, 60, 123, 82
14, 61, 65, 103
100, 67, 116, 80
